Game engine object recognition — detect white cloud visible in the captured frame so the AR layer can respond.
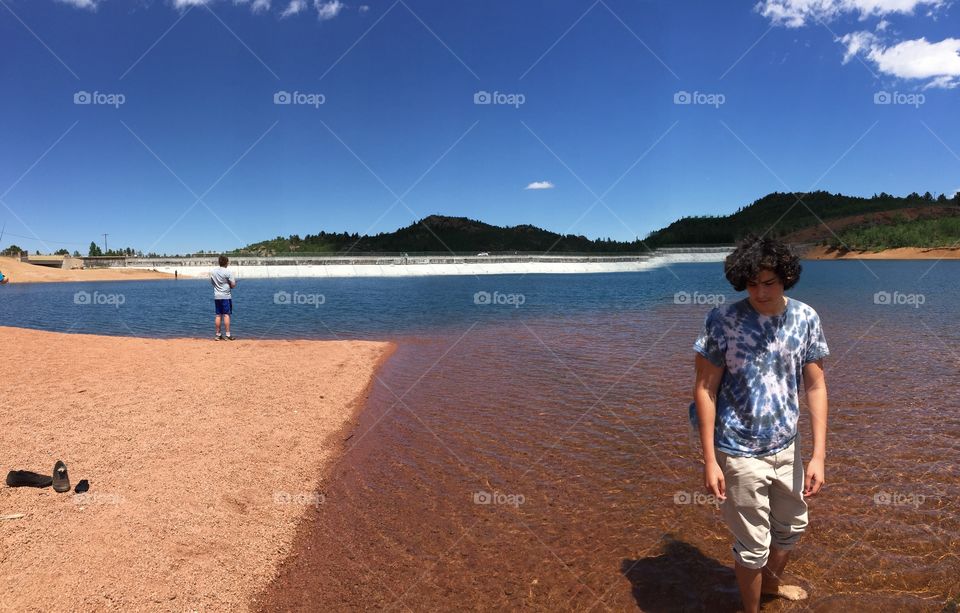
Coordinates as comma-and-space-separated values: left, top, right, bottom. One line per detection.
56, 0, 98, 8
841, 33, 960, 87
172, 0, 214, 8
839, 30, 879, 62
234, 0, 271, 12
525, 181, 555, 190
314, 0, 344, 21
280, 0, 306, 17
54, 0, 344, 20
756, 0, 945, 27
359, 4, 370, 13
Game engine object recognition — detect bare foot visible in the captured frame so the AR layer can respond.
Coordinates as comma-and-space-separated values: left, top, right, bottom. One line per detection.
761, 584, 808, 601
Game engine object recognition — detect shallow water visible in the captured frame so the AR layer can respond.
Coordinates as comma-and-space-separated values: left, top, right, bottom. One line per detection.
3, 261, 958, 610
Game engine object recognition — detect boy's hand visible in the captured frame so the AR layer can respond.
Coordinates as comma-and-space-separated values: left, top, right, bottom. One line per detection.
704, 460, 726, 501
804, 456, 825, 497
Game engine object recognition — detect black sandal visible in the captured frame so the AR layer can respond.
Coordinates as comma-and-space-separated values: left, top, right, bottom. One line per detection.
5, 470, 52, 488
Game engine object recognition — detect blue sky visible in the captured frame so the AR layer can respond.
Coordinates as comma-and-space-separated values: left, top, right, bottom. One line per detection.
1, 0, 958, 254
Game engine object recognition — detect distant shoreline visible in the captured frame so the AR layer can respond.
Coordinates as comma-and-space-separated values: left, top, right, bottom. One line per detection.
4, 246, 958, 283
802, 245, 960, 260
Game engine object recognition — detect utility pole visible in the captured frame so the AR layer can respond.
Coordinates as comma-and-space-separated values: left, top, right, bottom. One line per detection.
102, 233, 108, 255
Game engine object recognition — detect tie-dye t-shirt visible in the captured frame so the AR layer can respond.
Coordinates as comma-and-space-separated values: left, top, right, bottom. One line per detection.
689, 297, 829, 457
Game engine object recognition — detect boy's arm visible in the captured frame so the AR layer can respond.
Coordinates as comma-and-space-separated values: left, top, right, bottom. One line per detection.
802, 359, 828, 496
694, 354, 726, 500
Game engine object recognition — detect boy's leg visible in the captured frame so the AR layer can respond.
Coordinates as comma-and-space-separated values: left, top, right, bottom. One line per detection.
734, 564, 763, 613
718, 451, 775, 613
224, 314, 230, 337
215, 314, 222, 336
764, 441, 809, 600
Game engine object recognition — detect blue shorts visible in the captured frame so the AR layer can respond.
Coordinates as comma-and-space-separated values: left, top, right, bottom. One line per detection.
215, 299, 232, 315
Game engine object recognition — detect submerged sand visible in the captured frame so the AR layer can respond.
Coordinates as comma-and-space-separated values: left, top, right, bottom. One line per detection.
0, 326, 393, 612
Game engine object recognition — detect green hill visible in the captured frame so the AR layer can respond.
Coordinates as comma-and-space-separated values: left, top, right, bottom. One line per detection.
642, 190, 959, 248
234, 190, 960, 255
237, 215, 645, 255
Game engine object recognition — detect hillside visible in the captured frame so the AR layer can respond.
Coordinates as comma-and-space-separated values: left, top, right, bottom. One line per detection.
643, 190, 959, 248
234, 191, 960, 255
238, 215, 645, 255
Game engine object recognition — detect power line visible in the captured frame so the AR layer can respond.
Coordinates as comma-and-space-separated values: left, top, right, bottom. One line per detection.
0, 230, 88, 246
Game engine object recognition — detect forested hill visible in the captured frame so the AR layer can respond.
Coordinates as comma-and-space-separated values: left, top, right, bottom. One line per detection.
239, 215, 646, 254
643, 190, 959, 248
236, 190, 960, 254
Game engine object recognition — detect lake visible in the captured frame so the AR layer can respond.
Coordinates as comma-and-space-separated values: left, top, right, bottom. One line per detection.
3, 260, 958, 611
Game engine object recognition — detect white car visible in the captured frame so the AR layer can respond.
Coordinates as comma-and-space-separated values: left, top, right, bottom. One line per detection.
476, 252, 489, 257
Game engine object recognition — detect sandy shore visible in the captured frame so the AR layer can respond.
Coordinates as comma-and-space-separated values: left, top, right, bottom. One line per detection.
0, 257, 173, 283
803, 245, 960, 259
0, 326, 393, 612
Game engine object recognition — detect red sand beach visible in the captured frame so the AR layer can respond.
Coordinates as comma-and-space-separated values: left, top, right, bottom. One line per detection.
0, 326, 393, 611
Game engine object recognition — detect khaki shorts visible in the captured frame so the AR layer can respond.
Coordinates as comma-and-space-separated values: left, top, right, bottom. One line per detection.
716, 439, 808, 569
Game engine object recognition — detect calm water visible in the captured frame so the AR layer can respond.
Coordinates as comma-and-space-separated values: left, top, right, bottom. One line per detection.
3, 261, 959, 611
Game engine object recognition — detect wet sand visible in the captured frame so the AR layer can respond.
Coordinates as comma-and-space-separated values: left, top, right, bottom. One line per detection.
0, 257, 173, 283
0, 326, 393, 612
256, 308, 960, 611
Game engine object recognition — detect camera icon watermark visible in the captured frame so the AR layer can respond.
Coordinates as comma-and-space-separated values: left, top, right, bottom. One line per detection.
274, 290, 326, 307
473, 90, 526, 108
673, 490, 721, 508
873, 291, 925, 308
873, 491, 925, 508
74, 90, 126, 108
473, 290, 525, 308
673, 90, 725, 108
674, 291, 726, 305
273, 90, 326, 108
273, 491, 325, 506
74, 290, 125, 308
473, 490, 525, 508
873, 91, 924, 108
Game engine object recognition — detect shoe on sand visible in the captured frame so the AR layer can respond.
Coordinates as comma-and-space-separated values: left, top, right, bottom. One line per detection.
5, 470, 52, 488
52, 460, 70, 493
215, 334, 223, 341
75, 479, 89, 494
225, 335, 235, 341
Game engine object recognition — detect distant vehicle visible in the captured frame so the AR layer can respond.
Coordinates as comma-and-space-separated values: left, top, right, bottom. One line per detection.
476, 252, 489, 257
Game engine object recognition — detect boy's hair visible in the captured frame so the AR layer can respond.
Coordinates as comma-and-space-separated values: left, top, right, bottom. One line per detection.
724, 234, 801, 291
218, 255, 229, 267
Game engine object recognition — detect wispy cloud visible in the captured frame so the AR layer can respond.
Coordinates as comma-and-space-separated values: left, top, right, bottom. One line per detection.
755, 0, 945, 27
56, 0, 98, 8
841, 32, 960, 88
315, 0, 343, 21
525, 181, 555, 190
234, 0, 271, 13
52, 0, 349, 20
172, 0, 213, 8
280, 0, 306, 17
